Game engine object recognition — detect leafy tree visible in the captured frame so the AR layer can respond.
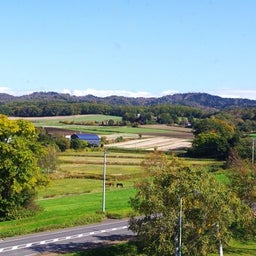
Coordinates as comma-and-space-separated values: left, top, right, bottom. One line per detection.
54, 135, 70, 152
190, 117, 238, 159
233, 137, 254, 159
38, 144, 58, 173
129, 152, 253, 256
158, 113, 173, 124
70, 138, 88, 150
0, 115, 49, 221
227, 150, 256, 208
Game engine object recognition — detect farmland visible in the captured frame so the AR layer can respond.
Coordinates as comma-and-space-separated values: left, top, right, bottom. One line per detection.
0, 148, 224, 238
2, 114, 255, 255
12, 114, 193, 151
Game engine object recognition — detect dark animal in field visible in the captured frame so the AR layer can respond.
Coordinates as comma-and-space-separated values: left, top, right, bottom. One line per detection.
116, 183, 123, 188
105, 182, 115, 187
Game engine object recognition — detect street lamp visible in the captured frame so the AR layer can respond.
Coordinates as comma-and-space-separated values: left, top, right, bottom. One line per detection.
252, 138, 255, 176
177, 196, 182, 256
217, 223, 224, 256
102, 149, 107, 213
175, 192, 224, 256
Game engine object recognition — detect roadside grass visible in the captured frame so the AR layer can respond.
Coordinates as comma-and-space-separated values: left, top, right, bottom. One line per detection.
0, 189, 135, 238
59, 239, 256, 256
209, 239, 256, 256
58, 241, 146, 256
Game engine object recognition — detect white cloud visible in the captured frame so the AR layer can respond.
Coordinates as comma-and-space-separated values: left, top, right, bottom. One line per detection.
0, 87, 12, 94
3, 86, 256, 100
62, 88, 174, 98
209, 89, 256, 100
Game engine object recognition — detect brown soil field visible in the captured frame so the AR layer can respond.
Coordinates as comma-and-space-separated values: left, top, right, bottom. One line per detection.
105, 124, 193, 151
106, 135, 192, 151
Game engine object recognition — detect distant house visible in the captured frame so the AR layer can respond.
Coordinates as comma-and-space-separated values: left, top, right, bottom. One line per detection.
71, 133, 100, 147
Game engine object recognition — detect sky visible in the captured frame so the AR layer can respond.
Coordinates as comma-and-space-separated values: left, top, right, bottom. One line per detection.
1, 0, 256, 99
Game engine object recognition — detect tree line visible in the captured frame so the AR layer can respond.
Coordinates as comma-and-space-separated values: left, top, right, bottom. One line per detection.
0, 100, 206, 125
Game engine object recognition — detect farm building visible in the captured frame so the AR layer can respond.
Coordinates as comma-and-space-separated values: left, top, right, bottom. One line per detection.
71, 133, 100, 147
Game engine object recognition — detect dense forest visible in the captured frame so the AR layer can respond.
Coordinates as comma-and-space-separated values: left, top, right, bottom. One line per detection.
1, 92, 256, 132
1, 91, 256, 109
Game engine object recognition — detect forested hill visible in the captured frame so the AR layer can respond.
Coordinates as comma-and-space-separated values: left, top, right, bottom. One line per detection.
1, 91, 256, 110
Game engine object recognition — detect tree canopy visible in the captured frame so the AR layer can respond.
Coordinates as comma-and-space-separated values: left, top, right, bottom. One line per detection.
129, 152, 254, 256
190, 117, 238, 159
0, 115, 49, 221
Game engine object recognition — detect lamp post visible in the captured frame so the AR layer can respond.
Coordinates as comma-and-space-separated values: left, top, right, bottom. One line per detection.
176, 191, 224, 256
176, 190, 199, 256
217, 223, 224, 256
252, 138, 255, 176
102, 149, 107, 213
177, 196, 182, 256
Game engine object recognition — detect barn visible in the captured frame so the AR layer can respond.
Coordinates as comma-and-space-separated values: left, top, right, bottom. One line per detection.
71, 133, 100, 147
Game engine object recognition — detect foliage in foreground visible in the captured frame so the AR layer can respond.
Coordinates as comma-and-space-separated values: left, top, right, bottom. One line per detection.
0, 115, 49, 221
59, 239, 256, 256
129, 152, 254, 256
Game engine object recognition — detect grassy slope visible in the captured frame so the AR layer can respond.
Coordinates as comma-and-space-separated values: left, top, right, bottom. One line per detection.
0, 188, 135, 238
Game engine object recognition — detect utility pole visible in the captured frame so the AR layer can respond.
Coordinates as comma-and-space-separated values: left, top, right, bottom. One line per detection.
217, 223, 224, 256
252, 138, 255, 176
178, 196, 182, 256
102, 149, 107, 213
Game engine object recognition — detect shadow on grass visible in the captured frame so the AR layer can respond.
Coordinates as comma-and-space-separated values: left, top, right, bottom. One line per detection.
225, 247, 256, 256
30, 234, 144, 256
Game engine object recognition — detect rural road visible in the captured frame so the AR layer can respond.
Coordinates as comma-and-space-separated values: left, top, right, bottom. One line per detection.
0, 219, 134, 256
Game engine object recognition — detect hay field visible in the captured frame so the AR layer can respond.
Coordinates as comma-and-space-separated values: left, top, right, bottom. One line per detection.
10, 115, 193, 151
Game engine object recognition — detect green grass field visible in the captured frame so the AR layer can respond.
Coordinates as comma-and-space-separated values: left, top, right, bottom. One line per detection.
0, 188, 135, 238
0, 149, 225, 238
1, 114, 256, 254
23, 114, 193, 136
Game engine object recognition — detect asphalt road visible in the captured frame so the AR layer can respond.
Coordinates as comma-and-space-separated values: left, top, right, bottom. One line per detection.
0, 219, 134, 256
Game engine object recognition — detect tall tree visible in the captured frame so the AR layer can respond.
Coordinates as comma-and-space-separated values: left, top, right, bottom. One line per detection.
190, 117, 238, 159
129, 152, 253, 256
0, 115, 49, 221
227, 150, 256, 208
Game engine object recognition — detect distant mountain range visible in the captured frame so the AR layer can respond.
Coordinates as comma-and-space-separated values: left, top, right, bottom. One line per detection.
1, 91, 256, 110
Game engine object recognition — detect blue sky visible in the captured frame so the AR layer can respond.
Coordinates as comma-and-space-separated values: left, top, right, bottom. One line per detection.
1, 0, 256, 99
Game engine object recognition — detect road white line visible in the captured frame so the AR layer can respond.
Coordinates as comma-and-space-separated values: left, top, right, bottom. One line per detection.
0, 225, 129, 254
0, 219, 128, 244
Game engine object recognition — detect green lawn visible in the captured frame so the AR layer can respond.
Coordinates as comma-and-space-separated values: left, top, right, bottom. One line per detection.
0, 188, 135, 238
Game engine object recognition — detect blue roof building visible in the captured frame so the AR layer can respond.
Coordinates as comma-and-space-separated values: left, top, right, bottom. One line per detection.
71, 133, 100, 147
